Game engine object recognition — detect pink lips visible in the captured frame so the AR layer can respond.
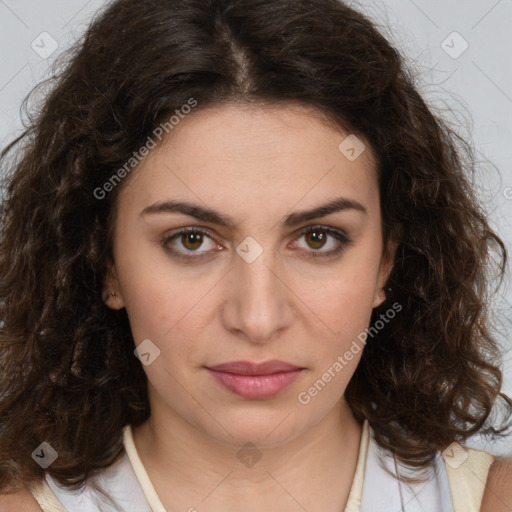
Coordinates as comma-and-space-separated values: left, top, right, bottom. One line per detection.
206, 360, 304, 399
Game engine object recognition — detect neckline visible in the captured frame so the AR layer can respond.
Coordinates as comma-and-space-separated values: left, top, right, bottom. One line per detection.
344, 419, 370, 511
122, 419, 370, 512
123, 425, 167, 512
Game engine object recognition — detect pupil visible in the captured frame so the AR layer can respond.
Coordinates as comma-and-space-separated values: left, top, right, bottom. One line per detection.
183, 232, 203, 250
307, 231, 325, 249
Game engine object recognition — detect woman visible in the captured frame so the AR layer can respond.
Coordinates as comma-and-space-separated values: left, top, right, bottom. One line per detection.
0, 0, 511, 510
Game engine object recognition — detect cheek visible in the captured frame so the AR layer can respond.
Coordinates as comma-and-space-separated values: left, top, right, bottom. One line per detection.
302, 284, 373, 374
306, 253, 380, 327
294, 253, 381, 380
115, 219, 382, 357
295, 275, 376, 400
115, 242, 217, 351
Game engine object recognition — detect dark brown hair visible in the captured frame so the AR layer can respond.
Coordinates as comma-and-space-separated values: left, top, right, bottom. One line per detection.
1, 0, 510, 491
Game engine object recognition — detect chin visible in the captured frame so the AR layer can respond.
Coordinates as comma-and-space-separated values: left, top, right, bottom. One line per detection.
203, 407, 306, 448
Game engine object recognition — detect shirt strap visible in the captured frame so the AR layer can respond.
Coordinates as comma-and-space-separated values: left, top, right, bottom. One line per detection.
442, 444, 494, 512
28, 479, 67, 512
344, 419, 371, 512
123, 424, 167, 512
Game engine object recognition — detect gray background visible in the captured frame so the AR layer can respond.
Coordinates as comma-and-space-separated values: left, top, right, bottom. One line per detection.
1, 0, 511, 455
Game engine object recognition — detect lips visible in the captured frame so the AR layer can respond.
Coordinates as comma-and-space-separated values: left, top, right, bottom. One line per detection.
206, 360, 304, 399
207, 359, 301, 375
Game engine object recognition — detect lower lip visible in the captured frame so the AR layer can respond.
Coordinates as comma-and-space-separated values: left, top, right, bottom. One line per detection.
206, 368, 303, 399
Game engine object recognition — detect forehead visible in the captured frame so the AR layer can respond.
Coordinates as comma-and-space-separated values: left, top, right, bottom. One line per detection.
120, 102, 380, 220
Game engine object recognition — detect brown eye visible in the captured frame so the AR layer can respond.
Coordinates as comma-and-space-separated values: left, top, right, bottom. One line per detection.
304, 230, 328, 250
162, 227, 221, 261
181, 231, 204, 251
293, 225, 351, 259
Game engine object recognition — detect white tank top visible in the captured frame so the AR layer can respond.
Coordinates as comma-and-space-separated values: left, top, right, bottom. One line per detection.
30, 420, 494, 512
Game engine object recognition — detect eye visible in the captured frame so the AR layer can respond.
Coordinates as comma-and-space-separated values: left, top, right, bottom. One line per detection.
162, 225, 351, 263
162, 227, 221, 261
292, 225, 351, 259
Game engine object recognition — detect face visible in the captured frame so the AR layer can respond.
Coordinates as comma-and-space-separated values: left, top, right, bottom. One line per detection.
105, 102, 396, 448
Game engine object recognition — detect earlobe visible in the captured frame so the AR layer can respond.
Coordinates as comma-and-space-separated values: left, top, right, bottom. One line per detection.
102, 262, 125, 310
372, 287, 391, 309
372, 236, 400, 309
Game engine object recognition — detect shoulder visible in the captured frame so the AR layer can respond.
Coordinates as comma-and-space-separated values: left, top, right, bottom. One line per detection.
0, 489, 42, 512
480, 456, 512, 512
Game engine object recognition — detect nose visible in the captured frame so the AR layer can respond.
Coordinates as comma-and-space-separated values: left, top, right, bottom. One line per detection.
221, 245, 294, 344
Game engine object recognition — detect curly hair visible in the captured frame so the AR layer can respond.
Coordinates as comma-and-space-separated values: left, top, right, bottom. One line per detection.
1, 0, 511, 491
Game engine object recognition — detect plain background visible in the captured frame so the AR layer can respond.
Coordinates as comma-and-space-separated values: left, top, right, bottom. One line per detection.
0, 0, 511, 456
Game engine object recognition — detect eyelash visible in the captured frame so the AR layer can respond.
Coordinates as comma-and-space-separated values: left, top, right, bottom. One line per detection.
161, 225, 352, 263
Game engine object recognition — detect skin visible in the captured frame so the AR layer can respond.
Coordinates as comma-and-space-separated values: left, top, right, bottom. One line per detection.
480, 458, 512, 511
1, 462, 510, 512
0, 490, 42, 512
3, 102, 511, 511
102, 101, 397, 512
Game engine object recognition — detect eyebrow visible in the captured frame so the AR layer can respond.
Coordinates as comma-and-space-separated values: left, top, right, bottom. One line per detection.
140, 196, 367, 228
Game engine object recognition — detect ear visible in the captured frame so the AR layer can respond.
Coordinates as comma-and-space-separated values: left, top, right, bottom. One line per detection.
372, 234, 400, 309
102, 259, 125, 310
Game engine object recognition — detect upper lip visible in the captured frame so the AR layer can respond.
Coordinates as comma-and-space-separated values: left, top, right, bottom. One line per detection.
207, 360, 302, 375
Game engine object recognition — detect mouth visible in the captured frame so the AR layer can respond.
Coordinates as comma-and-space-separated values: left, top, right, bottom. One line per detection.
205, 360, 304, 399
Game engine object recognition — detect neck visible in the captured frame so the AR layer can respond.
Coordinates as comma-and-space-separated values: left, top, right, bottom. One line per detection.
132, 393, 363, 512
